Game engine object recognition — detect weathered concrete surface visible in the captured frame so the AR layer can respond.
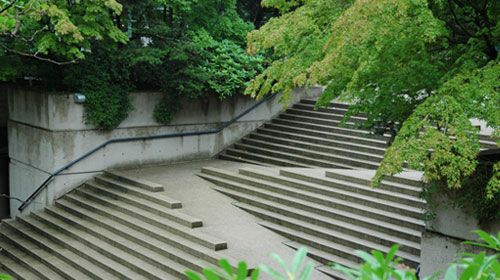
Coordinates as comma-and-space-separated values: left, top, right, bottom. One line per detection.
7, 88, 322, 217
120, 159, 331, 279
0, 86, 9, 219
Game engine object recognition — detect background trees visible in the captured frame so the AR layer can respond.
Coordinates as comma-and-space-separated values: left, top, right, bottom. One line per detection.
246, 0, 499, 220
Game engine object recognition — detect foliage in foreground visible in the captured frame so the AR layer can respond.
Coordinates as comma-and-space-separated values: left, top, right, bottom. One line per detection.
0, 274, 12, 280
246, 0, 500, 217
186, 231, 500, 280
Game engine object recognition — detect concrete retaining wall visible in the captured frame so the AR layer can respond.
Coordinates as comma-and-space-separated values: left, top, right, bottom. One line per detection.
7, 87, 322, 217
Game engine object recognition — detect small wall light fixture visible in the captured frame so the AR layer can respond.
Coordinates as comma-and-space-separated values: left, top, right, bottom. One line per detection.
73, 93, 86, 104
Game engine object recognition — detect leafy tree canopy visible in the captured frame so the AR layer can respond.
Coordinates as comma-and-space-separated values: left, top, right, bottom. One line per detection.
247, 0, 499, 197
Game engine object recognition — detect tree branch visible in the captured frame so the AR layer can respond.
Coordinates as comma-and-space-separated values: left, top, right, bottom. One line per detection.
0, 0, 18, 14
0, 44, 79, 65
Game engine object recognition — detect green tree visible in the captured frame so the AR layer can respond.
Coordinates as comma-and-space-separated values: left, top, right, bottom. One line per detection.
246, 0, 499, 209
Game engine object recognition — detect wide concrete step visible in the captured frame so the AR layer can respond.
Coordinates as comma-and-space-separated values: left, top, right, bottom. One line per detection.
276, 169, 425, 207
286, 108, 367, 123
30, 211, 190, 279
95, 175, 182, 209
274, 116, 389, 141
202, 168, 424, 220
224, 148, 319, 168
263, 122, 388, 148
230, 143, 359, 169
104, 170, 164, 192
293, 102, 357, 116
234, 202, 420, 256
237, 138, 380, 169
0, 232, 66, 280
259, 221, 420, 268
247, 133, 383, 163
1, 221, 113, 280
199, 172, 424, 231
299, 99, 350, 109
326, 170, 423, 190
46, 202, 221, 272
61, 194, 226, 251
0, 249, 42, 280
82, 181, 203, 228
256, 127, 386, 156
15, 214, 158, 280
279, 112, 359, 129
218, 153, 276, 167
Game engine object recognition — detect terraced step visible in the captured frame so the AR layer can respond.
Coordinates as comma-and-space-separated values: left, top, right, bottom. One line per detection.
29, 211, 190, 279
224, 148, 311, 167
234, 202, 420, 256
60, 194, 226, 250
263, 122, 388, 148
276, 169, 425, 208
82, 181, 202, 228
256, 127, 386, 156
104, 170, 164, 192
286, 108, 367, 123
326, 170, 423, 190
199, 171, 425, 231
293, 103, 352, 116
299, 99, 350, 109
1, 221, 109, 280
202, 168, 424, 221
219, 152, 275, 167
231, 143, 359, 169
0, 249, 42, 280
259, 221, 420, 268
238, 138, 380, 169
95, 175, 182, 209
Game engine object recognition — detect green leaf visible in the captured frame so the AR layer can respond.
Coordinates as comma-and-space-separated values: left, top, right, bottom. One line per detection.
185, 271, 203, 280
219, 259, 234, 277
236, 261, 248, 280
291, 247, 307, 274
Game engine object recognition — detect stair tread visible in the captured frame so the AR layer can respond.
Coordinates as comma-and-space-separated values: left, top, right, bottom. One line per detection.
0, 252, 42, 280
104, 170, 164, 192
0, 238, 65, 280
239, 137, 381, 168
219, 153, 276, 167
277, 169, 425, 204
95, 175, 182, 208
258, 221, 420, 264
15, 215, 147, 280
0, 222, 115, 279
200, 172, 424, 232
249, 132, 384, 160
287, 108, 367, 122
60, 193, 226, 251
234, 202, 420, 251
202, 168, 425, 218
84, 181, 202, 228
224, 149, 314, 168
256, 127, 386, 155
229, 144, 361, 169
326, 170, 423, 190
31, 211, 188, 279
265, 121, 388, 146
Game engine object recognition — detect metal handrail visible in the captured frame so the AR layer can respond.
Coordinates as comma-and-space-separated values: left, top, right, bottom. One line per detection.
18, 93, 278, 212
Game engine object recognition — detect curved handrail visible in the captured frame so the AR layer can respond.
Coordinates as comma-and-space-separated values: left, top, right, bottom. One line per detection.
18, 93, 278, 212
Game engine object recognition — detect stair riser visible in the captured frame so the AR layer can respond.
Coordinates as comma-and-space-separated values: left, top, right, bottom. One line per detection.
1, 223, 102, 280
248, 134, 383, 162
80, 186, 200, 228
274, 117, 387, 142
299, 100, 350, 109
238, 140, 380, 169
286, 109, 366, 123
62, 195, 224, 251
0, 244, 52, 280
93, 177, 178, 209
205, 178, 424, 231
53, 203, 206, 272
103, 171, 164, 192
225, 149, 307, 167
279, 171, 425, 208
325, 172, 422, 197
262, 224, 419, 268
239, 205, 420, 256
203, 170, 422, 220
0, 232, 69, 280
36, 211, 185, 280
257, 128, 386, 155
231, 144, 352, 169
264, 124, 388, 148
15, 217, 135, 280
293, 104, 352, 115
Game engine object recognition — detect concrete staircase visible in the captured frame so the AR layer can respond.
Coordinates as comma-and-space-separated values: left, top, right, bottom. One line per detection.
219, 99, 391, 169
198, 167, 425, 277
0, 171, 232, 280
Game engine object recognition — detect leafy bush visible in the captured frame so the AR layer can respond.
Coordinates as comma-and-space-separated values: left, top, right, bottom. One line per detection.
0, 274, 12, 280
185, 258, 259, 280
260, 247, 314, 280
